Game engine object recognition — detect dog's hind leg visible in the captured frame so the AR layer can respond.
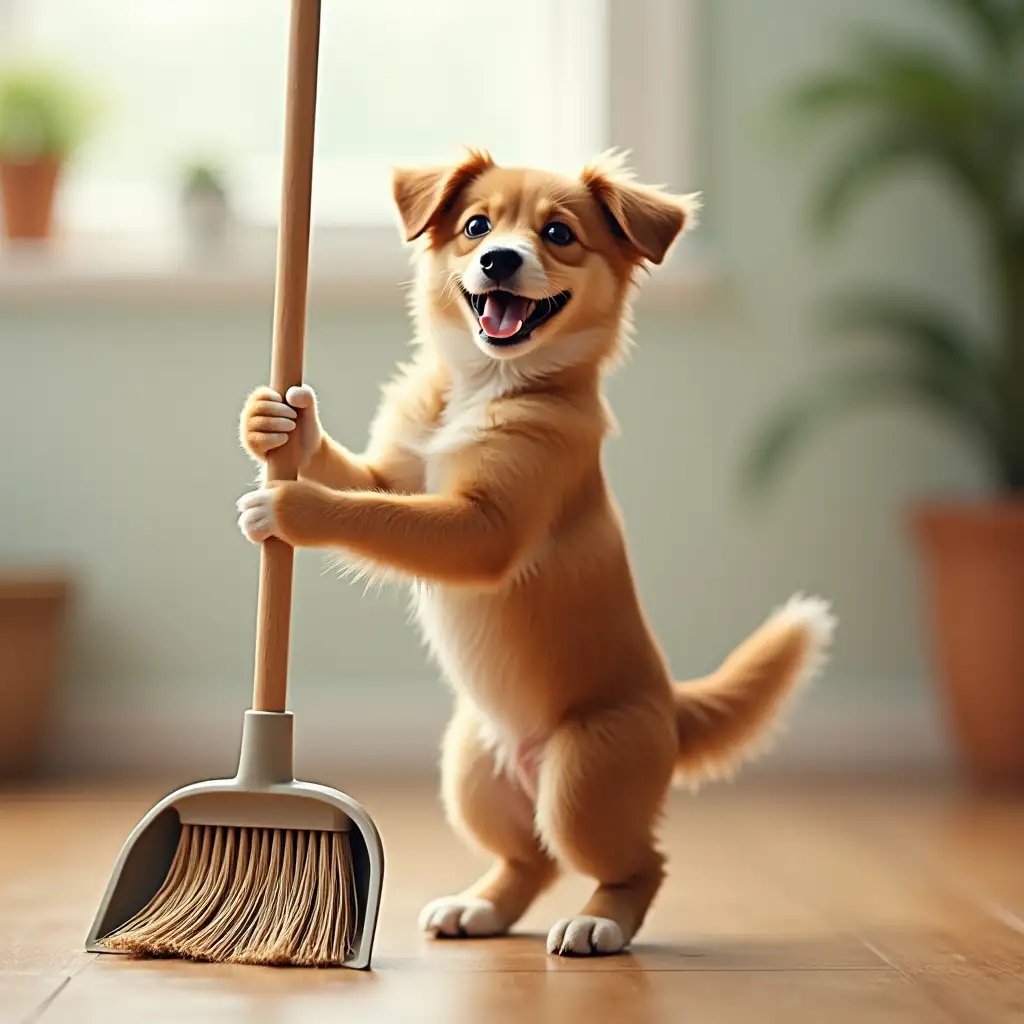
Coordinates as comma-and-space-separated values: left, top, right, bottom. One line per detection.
536, 702, 677, 956
419, 700, 556, 938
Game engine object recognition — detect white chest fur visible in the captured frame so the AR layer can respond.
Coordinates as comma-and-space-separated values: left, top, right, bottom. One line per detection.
417, 362, 515, 492
414, 581, 536, 773
411, 361, 540, 762
422, 384, 495, 487
408, 327, 573, 770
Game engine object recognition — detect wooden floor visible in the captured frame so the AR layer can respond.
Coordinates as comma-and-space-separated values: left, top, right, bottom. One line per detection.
1, 778, 1023, 1023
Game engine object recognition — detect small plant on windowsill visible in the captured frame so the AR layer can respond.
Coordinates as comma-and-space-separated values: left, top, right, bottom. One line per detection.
0, 63, 99, 242
180, 158, 232, 253
744, 0, 1024, 788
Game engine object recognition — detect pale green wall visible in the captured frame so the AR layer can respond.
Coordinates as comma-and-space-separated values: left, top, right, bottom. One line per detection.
0, 0, 989, 732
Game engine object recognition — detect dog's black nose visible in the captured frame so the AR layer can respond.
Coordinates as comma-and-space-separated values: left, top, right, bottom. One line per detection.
480, 248, 523, 283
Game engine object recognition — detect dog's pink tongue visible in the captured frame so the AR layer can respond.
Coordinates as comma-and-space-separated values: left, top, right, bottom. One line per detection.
481, 294, 529, 339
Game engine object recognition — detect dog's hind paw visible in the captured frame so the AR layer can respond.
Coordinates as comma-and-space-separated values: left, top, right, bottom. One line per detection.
419, 896, 505, 938
547, 916, 625, 956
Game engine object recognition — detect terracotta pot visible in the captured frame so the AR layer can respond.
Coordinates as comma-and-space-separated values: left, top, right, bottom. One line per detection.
0, 157, 62, 241
0, 575, 70, 779
913, 502, 1024, 789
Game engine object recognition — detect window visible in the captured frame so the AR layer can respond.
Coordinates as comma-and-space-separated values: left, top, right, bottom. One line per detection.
1, 0, 701, 294
6, 0, 618, 230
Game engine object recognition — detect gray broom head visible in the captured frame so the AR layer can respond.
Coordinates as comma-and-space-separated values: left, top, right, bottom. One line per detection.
85, 711, 384, 969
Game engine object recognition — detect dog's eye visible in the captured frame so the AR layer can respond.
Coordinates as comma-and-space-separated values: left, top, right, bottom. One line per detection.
464, 215, 491, 239
542, 221, 575, 247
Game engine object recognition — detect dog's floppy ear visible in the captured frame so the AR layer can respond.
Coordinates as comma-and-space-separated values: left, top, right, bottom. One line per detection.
582, 151, 699, 265
392, 149, 494, 242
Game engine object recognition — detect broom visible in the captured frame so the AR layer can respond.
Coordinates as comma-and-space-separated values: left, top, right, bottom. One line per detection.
85, 0, 384, 969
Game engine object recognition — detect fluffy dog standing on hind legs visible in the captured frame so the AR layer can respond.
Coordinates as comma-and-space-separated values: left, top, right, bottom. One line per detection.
236, 148, 836, 957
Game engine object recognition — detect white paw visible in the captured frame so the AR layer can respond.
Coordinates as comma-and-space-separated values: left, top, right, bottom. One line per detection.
236, 488, 278, 543
419, 897, 504, 938
284, 384, 316, 410
547, 916, 625, 956
284, 385, 323, 465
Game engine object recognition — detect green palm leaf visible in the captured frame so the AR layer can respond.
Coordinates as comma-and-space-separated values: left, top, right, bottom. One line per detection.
752, 0, 1024, 496
824, 293, 994, 386
927, 0, 1024, 52
782, 38, 993, 130
743, 362, 995, 497
849, 35, 990, 123
780, 33, 1003, 228
813, 122, 993, 231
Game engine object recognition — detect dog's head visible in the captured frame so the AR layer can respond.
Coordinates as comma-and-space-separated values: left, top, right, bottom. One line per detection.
393, 150, 698, 371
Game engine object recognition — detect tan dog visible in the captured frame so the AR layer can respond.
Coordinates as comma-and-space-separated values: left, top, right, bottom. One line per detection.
236, 150, 835, 956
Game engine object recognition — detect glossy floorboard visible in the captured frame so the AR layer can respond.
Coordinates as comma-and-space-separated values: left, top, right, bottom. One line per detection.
1, 778, 1022, 1023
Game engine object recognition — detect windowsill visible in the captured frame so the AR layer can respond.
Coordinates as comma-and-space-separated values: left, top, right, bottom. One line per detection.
0, 225, 721, 311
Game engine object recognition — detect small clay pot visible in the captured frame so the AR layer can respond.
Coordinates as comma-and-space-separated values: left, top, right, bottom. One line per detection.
0, 157, 62, 241
913, 501, 1024, 789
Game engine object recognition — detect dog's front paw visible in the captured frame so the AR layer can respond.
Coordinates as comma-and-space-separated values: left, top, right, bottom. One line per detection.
239, 383, 323, 468
236, 487, 279, 543
419, 897, 505, 938
237, 479, 335, 548
547, 916, 625, 956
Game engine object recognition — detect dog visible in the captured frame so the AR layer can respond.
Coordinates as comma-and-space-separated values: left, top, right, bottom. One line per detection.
236, 149, 835, 957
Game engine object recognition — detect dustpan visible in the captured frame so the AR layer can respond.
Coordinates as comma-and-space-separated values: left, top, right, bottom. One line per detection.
84, 713, 384, 968
84, 0, 384, 969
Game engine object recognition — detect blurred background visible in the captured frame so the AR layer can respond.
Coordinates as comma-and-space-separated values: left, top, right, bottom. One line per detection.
1, 0, 1021, 791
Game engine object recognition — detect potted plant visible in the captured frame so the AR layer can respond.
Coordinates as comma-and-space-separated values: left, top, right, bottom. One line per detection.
0, 63, 98, 241
180, 158, 232, 252
745, 0, 1024, 788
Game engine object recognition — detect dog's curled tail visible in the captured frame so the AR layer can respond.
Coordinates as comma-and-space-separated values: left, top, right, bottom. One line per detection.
672, 595, 836, 786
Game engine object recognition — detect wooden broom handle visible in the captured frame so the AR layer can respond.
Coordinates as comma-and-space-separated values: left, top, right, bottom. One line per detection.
253, 0, 321, 713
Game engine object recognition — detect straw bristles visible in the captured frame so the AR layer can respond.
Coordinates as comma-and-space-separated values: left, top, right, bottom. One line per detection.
102, 824, 357, 966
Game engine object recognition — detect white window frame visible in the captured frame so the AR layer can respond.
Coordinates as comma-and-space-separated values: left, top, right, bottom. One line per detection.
0, 0, 708, 306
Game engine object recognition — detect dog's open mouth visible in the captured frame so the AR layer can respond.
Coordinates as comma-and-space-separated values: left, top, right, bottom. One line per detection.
462, 288, 572, 347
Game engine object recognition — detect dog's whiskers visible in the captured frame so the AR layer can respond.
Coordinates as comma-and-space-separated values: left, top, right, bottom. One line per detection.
439, 271, 464, 306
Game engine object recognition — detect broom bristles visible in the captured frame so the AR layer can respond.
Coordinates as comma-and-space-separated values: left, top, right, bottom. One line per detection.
102, 824, 357, 966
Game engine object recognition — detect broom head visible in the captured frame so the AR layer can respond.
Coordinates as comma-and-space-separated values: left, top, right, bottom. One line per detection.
84, 711, 384, 969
